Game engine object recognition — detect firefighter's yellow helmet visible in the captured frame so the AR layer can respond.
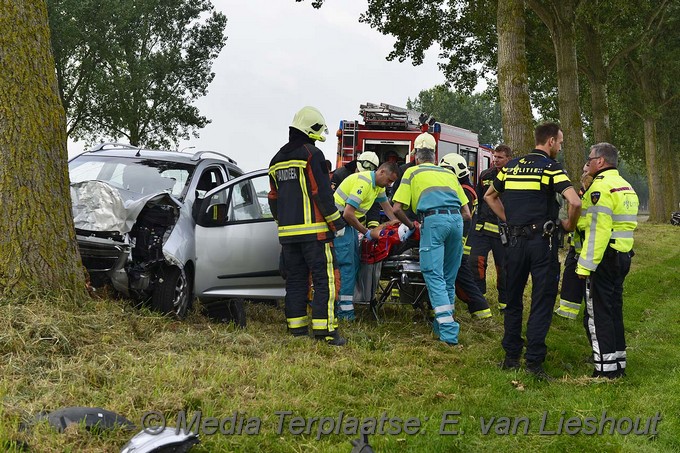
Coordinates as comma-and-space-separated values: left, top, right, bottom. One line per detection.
291, 106, 328, 142
414, 132, 436, 151
439, 153, 470, 178
357, 151, 379, 171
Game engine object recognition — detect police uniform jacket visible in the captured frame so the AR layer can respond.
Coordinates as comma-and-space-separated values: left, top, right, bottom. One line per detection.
492, 149, 572, 228
268, 128, 346, 244
576, 168, 638, 276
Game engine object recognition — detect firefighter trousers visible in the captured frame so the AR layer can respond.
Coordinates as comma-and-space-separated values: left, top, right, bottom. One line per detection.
468, 232, 507, 307
281, 241, 338, 337
455, 254, 492, 318
420, 212, 463, 345
555, 246, 585, 319
502, 234, 560, 364
584, 247, 632, 378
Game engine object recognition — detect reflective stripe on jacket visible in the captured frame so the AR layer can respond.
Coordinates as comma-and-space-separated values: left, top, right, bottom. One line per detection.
268, 133, 345, 243
576, 168, 638, 276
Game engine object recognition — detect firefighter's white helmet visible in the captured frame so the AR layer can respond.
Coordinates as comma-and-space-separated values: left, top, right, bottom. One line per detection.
439, 153, 470, 178
414, 132, 436, 151
357, 151, 379, 171
290, 106, 328, 142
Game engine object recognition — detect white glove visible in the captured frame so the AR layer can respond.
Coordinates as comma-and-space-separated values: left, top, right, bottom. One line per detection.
398, 223, 414, 241
335, 227, 345, 238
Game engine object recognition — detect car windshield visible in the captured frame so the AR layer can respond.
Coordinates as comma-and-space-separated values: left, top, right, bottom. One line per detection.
69, 156, 195, 200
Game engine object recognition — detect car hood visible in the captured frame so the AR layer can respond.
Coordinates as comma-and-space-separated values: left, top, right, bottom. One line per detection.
71, 180, 181, 234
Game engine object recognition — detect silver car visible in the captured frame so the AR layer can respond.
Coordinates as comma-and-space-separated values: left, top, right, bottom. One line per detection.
69, 143, 284, 318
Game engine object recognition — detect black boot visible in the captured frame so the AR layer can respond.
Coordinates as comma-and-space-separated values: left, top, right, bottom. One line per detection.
499, 356, 521, 370
315, 330, 347, 346
526, 361, 554, 381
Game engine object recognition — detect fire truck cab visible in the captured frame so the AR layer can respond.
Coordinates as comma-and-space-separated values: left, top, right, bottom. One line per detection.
336, 102, 492, 184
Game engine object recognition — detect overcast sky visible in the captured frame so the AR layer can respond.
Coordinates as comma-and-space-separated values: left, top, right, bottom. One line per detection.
70, 1, 448, 170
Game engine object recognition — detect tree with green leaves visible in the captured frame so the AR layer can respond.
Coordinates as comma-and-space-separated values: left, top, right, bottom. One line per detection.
0, 0, 85, 297
47, 0, 227, 149
407, 86, 502, 146
621, 3, 680, 221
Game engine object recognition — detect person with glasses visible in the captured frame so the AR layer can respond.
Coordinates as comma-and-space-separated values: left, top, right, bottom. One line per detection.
576, 143, 639, 379
484, 123, 582, 380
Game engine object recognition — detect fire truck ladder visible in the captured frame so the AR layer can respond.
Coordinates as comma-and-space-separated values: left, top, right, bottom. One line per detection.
340, 120, 358, 162
359, 102, 420, 131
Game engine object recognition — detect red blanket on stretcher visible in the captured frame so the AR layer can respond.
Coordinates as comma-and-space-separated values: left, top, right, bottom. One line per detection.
360, 224, 420, 264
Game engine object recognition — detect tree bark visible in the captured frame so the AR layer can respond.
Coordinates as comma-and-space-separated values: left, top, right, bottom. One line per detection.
496, 0, 534, 154
528, 0, 585, 182
580, 24, 611, 143
0, 1, 86, 296
642, 117, 665, 221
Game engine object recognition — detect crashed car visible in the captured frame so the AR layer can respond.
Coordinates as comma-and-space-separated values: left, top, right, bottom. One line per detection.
69, 143, 284, 317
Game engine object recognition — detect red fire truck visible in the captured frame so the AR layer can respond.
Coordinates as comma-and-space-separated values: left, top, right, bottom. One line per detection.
335, 102, 493, 184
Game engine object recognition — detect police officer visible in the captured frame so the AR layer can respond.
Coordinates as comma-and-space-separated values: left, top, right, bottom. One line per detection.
268, 106, 347, 346
333, 162, 399, 320
577, 143, 638, 379
439, 153, 492, 320
484, 123, 581, 379
468, 144, 512, 310
392, 139, 471, 346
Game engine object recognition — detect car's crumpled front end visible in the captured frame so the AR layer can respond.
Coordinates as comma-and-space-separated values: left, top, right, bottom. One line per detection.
71, 180, 181, 297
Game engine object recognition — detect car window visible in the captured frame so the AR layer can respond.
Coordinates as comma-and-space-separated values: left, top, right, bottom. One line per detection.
227, 167, 242, 180
199, 173, 273, 225
69, 156, 195, 199
195, 167, 225, 199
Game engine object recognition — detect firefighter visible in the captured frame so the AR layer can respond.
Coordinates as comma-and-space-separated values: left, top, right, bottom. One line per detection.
484, 123, 581, 379
439, 153, 492, 319
577, 143, 638, 379
330, 151, 379, 191
392, 142, 472, 346
554, 163, 593, 320
468, 144, 512, 310
268, 106, 348, 346
333, 162, 400, 319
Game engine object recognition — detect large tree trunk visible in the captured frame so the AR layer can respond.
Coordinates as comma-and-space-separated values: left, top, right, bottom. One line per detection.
0, 1, 86, 296
496, 0, 534, 154
642, 117, 665, 221
580, 24, 611, 143
529, 0, 585, 182
658, 124, 674, 219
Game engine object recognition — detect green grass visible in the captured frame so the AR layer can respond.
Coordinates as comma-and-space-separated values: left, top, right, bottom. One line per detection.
1, 222, 678, 452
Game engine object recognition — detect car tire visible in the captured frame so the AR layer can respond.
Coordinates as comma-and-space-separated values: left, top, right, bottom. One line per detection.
201, 298, 246, 328
152, 265, 190, 318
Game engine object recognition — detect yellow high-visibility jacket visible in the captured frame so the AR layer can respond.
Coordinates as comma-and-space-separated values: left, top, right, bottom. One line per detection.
576, 168, 638, 276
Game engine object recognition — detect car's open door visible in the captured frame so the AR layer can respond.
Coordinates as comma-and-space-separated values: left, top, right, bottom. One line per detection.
193, 169, 284, 299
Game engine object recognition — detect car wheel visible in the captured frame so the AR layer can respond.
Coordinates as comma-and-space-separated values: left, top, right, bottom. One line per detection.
152, 265, 190, 318
201, 298, 246, 328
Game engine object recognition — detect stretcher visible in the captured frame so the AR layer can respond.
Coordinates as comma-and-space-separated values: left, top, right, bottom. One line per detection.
355, 237, 430, 321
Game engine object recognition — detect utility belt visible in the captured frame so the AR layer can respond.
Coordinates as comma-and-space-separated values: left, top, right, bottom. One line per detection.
418, 208, 459, 222
500, 220, 562, 247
